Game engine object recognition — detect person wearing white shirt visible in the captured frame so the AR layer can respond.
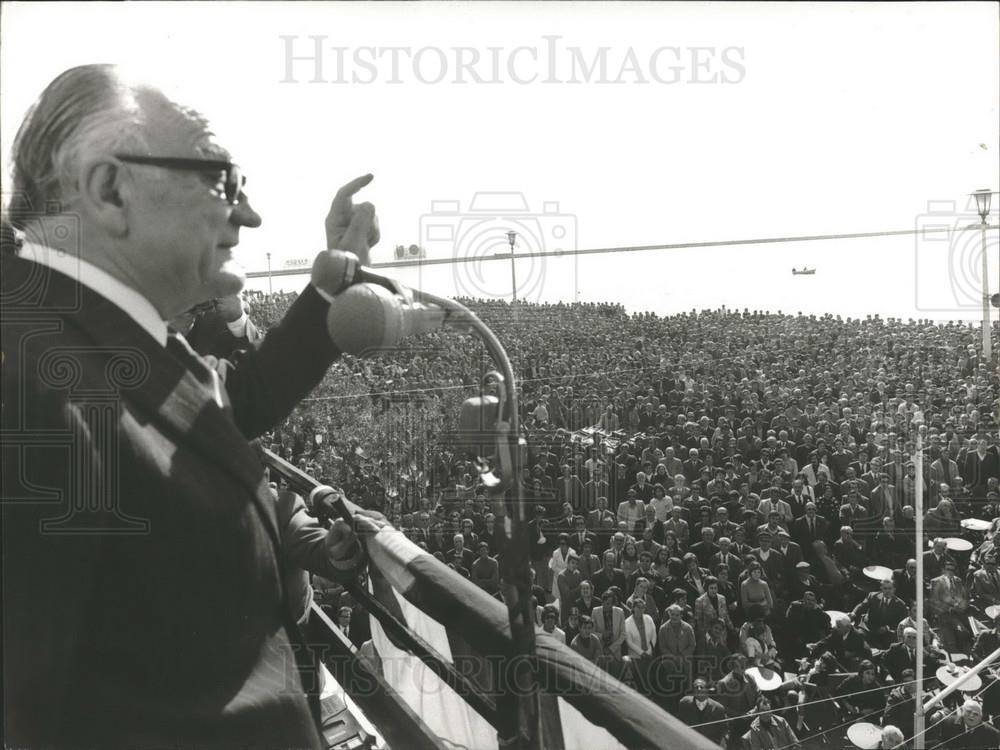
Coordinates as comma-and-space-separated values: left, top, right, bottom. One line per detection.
540, 606, 566, 644
649, 489, 673, 522
617, 490, 646, 527
624, 599, 657, 696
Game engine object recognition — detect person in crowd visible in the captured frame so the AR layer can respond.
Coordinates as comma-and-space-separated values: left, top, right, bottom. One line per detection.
657, 603, 696, 708
470, 542, 500, 595
740, 562, 774, 617
624, 598, 657, 696
933, 698, 1000, 749
883, 668, 920, 740
882, 627, 942, 681
741, 695, 800, 750
540, 605, 566, 644
970, 554, 1000, 611
570, 615, 604, 665
693, 576, 734, 645
715, 653, 760, 743
928, 557, 973, 653
837, 659, 887, 719
739, 610, 780, 671
555, 550, 583, 625
851, 577, 908, 649
808, 614, 870, 672
676, 677, 727, 747
878, 725, 905, 750
592, 589, 626, 675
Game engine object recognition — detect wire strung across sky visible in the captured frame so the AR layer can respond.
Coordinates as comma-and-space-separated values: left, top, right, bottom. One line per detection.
247, 223, 999, 278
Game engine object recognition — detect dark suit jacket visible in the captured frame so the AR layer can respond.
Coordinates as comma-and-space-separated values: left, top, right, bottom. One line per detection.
2, 254, 339, 748
591, 567, 628, 598
892, 569, 920, 604
689, 540, 720, 569
882, 641, 933, 680
922, 550, 954, 581
964, 449, 1000, 495
776, 541, 804, 575
676, 696, 727, 744
851, 592, 908, 634
186, 307, 259, 359
791, 515, 828, 558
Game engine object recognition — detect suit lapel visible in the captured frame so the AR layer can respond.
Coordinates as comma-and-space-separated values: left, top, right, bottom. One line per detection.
36, 263, 280, 543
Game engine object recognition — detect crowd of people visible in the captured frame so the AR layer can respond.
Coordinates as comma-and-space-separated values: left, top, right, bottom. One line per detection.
254, 289, 1000, 749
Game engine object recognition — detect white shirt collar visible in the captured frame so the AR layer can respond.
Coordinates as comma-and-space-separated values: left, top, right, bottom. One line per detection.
20, 242, 167, 346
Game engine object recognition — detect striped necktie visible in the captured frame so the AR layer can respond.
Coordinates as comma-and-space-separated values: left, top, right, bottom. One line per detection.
166, 331, 226, 409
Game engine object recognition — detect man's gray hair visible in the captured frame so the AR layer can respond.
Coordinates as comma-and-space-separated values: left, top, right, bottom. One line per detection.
9, 64, 148, 228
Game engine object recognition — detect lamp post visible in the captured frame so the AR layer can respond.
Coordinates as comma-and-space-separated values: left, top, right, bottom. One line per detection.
266, 252, 273, 294
913, 428, 926, 749
505, 231, 517, 302
974, 189, 994, 359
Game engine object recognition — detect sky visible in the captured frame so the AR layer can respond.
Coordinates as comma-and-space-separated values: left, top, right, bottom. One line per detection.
2, 1, 998, 321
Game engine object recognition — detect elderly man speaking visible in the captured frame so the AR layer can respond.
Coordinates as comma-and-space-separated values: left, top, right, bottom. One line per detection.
2, 65, 377, 748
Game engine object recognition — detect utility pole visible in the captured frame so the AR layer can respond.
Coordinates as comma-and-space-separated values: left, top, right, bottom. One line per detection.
506, 231, 517, 302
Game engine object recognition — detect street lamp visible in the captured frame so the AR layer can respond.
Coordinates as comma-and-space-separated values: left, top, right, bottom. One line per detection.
973, 189, 994, 358
266, 252, 273, 294
505, 230, 517, 302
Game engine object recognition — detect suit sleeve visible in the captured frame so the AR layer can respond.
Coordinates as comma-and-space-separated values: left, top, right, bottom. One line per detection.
275, 488, 341, 581
221, 286, 341, 439
2, 380, 104, 745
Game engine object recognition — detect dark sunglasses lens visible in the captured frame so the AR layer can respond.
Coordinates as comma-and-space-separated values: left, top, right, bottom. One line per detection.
226, 165, 244, 205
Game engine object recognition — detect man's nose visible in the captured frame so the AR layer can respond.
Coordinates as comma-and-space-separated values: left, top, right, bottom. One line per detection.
231, 194, 262, 228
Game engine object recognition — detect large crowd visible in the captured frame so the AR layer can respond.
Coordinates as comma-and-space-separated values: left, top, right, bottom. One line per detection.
253, 289, 1000, 749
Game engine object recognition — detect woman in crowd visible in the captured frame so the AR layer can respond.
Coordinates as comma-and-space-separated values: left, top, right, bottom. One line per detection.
740, 562, 774, 617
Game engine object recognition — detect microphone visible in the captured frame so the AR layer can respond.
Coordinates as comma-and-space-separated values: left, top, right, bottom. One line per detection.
312, 249, 405, 297
326, 283, 448, 355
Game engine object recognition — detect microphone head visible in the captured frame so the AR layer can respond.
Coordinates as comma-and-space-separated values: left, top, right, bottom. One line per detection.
326, 283, 405, 355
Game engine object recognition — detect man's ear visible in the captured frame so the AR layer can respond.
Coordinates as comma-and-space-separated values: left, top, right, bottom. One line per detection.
79, 158, 128, 237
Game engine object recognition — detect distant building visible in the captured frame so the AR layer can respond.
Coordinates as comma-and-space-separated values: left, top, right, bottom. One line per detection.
395, 244, 426, 260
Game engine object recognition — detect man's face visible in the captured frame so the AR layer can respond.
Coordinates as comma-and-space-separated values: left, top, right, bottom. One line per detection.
962, 703, 983, 727
123, 96, 260, 314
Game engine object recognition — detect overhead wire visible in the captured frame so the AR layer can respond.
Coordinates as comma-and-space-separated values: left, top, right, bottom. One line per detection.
689, 676, 923, 729
247, 223, 1000, 278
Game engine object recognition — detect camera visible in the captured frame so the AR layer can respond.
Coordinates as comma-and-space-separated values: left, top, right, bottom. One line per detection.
914, 197, 997, 315
419, 192, 577, 301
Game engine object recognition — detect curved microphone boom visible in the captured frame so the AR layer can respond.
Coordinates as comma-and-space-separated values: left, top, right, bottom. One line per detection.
323, 276, 547, 746
312, 249, 407, 297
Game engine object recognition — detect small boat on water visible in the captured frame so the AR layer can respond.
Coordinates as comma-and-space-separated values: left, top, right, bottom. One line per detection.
792, 267, 816, 275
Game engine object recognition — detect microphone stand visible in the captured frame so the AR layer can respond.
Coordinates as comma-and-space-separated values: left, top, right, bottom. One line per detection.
413, 290, 542, 750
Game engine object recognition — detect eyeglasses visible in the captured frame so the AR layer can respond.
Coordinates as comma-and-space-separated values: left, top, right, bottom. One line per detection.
116, 154, 246, 205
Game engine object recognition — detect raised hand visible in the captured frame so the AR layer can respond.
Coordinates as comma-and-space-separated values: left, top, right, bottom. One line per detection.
325, 174, 380, 265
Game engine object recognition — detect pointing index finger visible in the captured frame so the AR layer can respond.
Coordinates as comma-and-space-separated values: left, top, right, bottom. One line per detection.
331, 173, 374, 208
